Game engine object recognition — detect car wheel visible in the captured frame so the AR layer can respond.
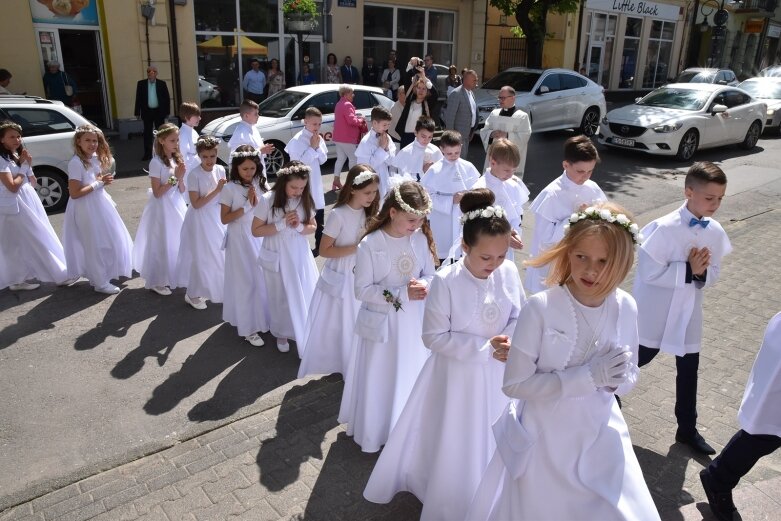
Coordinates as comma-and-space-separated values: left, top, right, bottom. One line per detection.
739, 120, 761, 150
580, 107, 600, 137
676, 129, 699, 161
264, 141, 289, 178
34, 167, 69, 213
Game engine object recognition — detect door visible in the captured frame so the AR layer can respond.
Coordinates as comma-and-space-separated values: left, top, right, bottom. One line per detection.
586, 44, 604, 86
284, 37, 323, 86
528, 73, 562, 131
58, 29, 109, 128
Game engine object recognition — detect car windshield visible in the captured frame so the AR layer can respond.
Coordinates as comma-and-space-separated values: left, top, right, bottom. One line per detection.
257, 90, 308, 117
482, 71, 541, 92
637, 88, 711, 110
761, 66, 781, 77
677, 71, 715, 83
738, 80, 781, 99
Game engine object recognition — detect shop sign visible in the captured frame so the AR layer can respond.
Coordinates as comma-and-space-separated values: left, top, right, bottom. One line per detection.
586, 0, 680, 21
337, 0, 356, 7
29, 0, 99, 26
744, 19, 765, 34
768, 24, 781, 39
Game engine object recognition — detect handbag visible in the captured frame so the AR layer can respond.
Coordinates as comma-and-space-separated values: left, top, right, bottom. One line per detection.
62, 72, 73, 97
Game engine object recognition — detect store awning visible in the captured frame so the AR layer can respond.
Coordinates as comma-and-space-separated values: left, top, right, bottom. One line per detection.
197, 35, 268, 57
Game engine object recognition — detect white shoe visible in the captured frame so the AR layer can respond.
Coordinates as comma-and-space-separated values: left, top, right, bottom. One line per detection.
58, 277, 80, 287
185, 294, 207, 310
151, 286, 172, 296
276, 340, 290, 353
9, 282, 40, 291
245, 333, 265, 347
95, 283, 120, 295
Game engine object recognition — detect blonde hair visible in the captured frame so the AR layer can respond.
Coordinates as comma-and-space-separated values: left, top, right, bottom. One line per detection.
488, 138, 521, 168
526, 201, 635, 298
153, 123, 183, 165
73, 125, 113, 170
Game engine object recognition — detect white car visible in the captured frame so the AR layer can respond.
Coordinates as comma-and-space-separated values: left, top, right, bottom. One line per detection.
737, 77, 781, 132
473, 67, 606, 136
199, 76, 221, 108
598, 84, 766, 161
201, 84, 393, 175
0, 96, 91, 212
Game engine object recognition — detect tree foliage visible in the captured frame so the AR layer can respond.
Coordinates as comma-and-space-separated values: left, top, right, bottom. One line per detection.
491, 0, 581, 68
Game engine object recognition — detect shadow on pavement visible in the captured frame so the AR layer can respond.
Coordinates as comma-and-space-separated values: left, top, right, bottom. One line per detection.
634, 443, 712, 520
0, 281, 122, 350
256, 377, 341, 494
143, 323, 299, 420
106, 289, 223, 379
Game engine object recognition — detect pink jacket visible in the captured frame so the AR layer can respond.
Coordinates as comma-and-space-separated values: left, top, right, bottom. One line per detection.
333, 97, 364, 144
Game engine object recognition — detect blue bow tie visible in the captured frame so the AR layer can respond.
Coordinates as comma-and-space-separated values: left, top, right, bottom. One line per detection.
689, 217, 709, 228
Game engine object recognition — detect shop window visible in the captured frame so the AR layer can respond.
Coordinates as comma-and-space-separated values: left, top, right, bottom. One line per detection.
643, 20, 676, 89
194, 0, 237, 32
240, 0, 279, 33
363, 5, 456, 67
620, 17, 642, 89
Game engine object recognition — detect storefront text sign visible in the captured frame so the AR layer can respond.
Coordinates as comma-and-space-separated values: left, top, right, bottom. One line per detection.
586, 0, 680, 21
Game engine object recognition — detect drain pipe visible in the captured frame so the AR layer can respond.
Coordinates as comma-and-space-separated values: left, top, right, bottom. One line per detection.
168, 0, 183, 114
574, 2, 585, 70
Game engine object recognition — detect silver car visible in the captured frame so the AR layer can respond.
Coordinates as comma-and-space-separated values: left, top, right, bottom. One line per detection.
675, 68, 739, 87
472, 67, 606, 136
738, 76, 781, 132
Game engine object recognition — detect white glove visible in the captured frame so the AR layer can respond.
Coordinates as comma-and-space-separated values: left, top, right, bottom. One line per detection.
588, 348, 632, 388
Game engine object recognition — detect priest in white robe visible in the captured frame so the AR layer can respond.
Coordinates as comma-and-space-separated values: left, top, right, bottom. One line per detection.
479, 86, 531, 178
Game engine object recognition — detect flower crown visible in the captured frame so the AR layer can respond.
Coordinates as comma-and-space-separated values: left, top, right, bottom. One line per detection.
352, 170, 375, 186
153, 126, 177, 138
277, 163, 311, 176
460, 205, 506, 225
393, 183, 432, 216
563, 206, 640, 244
75, 124, 103, 135
196, 136, 220, 148
230, 148, 260, 159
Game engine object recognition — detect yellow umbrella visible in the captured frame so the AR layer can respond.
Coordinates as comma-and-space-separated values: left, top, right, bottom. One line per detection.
197, 35, 268, 57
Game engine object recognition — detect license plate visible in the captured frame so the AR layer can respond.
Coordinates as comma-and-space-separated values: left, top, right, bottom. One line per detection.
612, 137, 635, 147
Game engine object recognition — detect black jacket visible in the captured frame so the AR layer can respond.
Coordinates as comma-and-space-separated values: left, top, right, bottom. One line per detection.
134, 79, 170, 118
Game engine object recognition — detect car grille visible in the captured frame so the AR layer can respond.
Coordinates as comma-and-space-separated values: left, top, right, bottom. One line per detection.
609, 123, 647, 137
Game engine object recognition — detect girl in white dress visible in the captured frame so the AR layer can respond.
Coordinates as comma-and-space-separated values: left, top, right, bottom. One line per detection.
338, 180, 437, 453
175, 136, 227, 309
0, 120, 69, 290
133, 123, 187, 296
466, 202, 660, 521
219, 145, 269, 347
252, 160, 319, 355
298, 165, 380, 378
363, 188, 525, 520
62, 125, 133, 294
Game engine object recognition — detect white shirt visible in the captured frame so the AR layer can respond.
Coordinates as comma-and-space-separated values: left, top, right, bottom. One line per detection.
467, 89, 477, 127
392, 140, 443, 181
285, 128, 328, 209
179, 123, 200, 173
355, 131, 396, 198
228, 121, 267, 176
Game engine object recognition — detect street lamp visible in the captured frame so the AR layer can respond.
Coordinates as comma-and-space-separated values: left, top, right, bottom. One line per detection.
699, 0, 730, 66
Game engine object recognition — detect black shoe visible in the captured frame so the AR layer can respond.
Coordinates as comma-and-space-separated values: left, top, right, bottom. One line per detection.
699, 469, 741, 521
615, 395, 622, 409
311, 248, 319, 258
675, 430, 716, 455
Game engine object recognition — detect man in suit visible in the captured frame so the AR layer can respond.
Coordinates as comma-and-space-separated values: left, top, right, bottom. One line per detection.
362, 56, 380, 86
134, 65, 170, 160
443, 69, 478, 159
340, 56, 359, 84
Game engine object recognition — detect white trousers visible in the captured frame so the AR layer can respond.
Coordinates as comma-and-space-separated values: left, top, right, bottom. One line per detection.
334, 142, 357, 177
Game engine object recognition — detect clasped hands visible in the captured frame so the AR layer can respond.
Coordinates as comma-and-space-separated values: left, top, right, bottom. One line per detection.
688, 246, 711, 277
407, 279, 428, 301
588, 345, 632, 388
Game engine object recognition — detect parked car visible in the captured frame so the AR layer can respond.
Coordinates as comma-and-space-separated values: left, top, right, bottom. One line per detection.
759, 65, 781, 77
598, 83, 766, 161
473, 67, 606, 136
675, 68, 739, 87
201, 84, 393, 175
738, 76, 781, 132
0, 96, 91, 213
199, 76, 220, 108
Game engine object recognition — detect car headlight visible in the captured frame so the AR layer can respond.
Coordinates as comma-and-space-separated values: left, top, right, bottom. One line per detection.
768, 108, 775, 116
652, 122, 682, 133
601, 115, 609, 124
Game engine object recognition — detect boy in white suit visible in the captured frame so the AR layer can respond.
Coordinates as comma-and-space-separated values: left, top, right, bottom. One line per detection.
633, 161, 732, 455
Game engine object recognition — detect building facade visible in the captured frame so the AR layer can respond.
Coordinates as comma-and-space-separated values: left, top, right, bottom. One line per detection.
1, 0, 485, 130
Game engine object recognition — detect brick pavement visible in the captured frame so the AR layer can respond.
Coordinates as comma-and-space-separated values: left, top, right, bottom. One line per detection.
2, 208, 780, 520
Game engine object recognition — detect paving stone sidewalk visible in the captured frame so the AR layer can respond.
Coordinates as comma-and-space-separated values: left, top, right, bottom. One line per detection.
2, 211, 780, 521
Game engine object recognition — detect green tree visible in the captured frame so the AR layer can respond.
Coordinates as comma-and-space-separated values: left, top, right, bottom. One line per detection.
491, 0, 580, 68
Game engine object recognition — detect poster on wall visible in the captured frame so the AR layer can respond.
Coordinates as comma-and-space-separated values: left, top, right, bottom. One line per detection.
29, 0, 99, 26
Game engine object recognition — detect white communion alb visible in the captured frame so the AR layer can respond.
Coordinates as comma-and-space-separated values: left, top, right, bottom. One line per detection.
479, 106, 532, 176
285, 128, 328, 210
738, 311, 781, 437
355, 132, 396, 198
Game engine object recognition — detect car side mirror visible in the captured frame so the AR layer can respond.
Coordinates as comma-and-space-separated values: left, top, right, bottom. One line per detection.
711, 104, 728, 114
635, 97, 642, 103
536, 85, 550, 95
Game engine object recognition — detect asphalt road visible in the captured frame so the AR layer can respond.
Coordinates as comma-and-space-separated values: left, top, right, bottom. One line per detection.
1, 127, 780, 510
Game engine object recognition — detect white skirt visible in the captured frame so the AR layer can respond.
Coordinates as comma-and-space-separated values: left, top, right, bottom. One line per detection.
133, 189, 186, 288
363, 353, 508, 520
62, 189, 133, 286
338, 300, 430, 453
18, 183, 49, 225
298, 255, 359, 377
259, 229, 318, 352
222, 217, 270, 337
0, 194, 67, 288
175, 202, 226, 302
